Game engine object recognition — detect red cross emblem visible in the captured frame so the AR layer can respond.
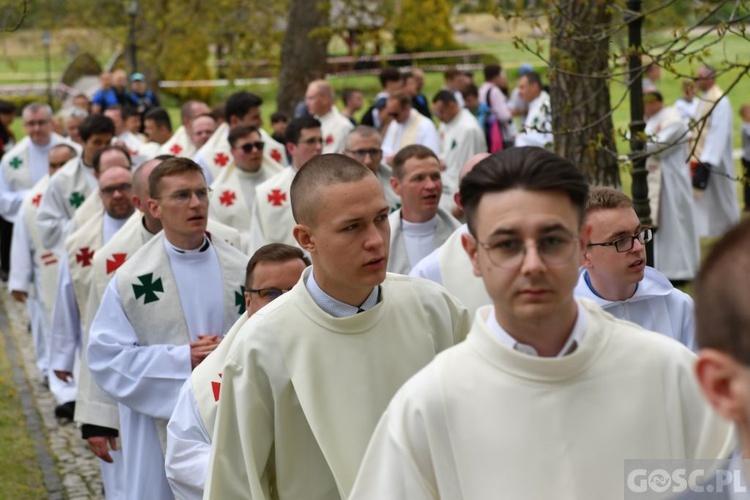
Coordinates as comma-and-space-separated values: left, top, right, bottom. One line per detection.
76, 247, 95, 267
219, 190, 236, 206
106, 253, 128, 274
169, 143, 183, 155
267, 189, 286, 206
270, 149, 282, 163
31, 194, 42, 207
325, 134, 334, 145
41, 252, 57, 267
211, 373, 223, 402
213, 152, 230, 167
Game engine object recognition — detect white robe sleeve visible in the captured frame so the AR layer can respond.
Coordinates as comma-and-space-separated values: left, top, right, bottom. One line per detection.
48, 257, 81, 373
0, 166, 26, 222
8, 203, 32, 293
37, 176, 75, 250
408, 248, 443, 285
165, 379, 212, 500
246, 199, 267, 256
204, 356, 275, 499
192, 147, 214, 185
419, 121, 441, 157
87, 278, 192, 420
349, 379, 443, 500
699, 97, 731, 168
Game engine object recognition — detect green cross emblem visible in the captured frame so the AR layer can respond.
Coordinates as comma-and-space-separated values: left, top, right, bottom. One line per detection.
451, 139, 457, 150
132, 273, 164, 304
69, 191, 85, 208
8, 157, 22, 169
390, 202, 401, 214
234, 286, 246, 315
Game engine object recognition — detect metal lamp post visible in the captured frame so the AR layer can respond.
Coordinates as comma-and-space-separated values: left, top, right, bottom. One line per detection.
626, 0, 654, 265
126, 0, 138, 74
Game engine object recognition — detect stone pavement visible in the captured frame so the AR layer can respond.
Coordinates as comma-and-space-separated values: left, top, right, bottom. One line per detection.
1, 292, 103, 499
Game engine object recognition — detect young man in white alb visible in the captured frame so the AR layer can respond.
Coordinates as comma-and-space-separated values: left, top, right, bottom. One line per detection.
351, 146, 732, 500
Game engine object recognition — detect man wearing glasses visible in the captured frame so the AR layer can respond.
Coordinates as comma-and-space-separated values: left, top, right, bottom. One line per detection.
350, 147, 732, 500
343, 126, 400, 212
575, 187, 695, 349
248, 116, 323, 252
165, 243, 309, 499
88, 157, 249, 500
209, 125, 282, 252
381, 92, 439, 166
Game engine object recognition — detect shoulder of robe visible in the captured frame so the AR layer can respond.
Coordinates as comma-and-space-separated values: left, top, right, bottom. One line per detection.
2, 136, 30, 162
64, 210, 102, 253
112, 231, 164, 279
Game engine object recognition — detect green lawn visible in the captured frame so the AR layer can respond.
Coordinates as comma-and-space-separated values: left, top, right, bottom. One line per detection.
0, 331, 46, 498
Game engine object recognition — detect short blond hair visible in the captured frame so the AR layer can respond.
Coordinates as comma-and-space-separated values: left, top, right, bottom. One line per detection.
585, 186, 633, 215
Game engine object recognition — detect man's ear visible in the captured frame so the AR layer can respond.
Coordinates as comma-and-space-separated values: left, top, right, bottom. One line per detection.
293, 223, 315, 253
580, 221, 593, 269
145, 198, 161, 220
244, 291, 252, 317
696, 349, 747, 423
461, 232, 481, 278
389, 177, 402, 197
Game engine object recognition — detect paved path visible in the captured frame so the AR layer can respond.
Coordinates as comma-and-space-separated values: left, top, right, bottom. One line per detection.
1, 291, 103, 499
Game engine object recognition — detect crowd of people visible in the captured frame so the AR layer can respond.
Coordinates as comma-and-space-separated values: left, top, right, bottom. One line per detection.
0, 61, 748, 499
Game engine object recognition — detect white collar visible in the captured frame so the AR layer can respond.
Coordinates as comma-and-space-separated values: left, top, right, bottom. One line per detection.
305, 269, 379, 318
487, 300, 587, 357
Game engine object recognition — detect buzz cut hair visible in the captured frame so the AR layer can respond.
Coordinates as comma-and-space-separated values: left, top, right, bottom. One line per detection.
585, 186, 634, 215
245, 243, 311, 291
148, 156, 205, 198
391, 144, 438, 180
290, 153, 374, 227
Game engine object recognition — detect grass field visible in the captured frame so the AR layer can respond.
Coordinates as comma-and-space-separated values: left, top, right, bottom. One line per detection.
0, 329, 46, 498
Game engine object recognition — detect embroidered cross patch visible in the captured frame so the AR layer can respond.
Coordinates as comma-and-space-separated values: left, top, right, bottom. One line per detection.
31, 194, 42, 207
270, 149, 282, 163
76, 247, 94, 267
235, 286, 246, 315
106, 253, 127, 274
169, 143, 183, 155
219, 190, 236, 207
9, 157, 22, 169
211, 373, 222, 402
214, 152, 230, 167
132, 273, 164, 304
267, 189, 286, 206
69, 191, 85, 208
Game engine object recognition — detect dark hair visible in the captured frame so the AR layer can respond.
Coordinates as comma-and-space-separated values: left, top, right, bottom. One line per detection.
520, 71, 543, 88
92, 145, 132, 173
270, 111, 288, 124
462, 84, 479, 99
694, 218, 750, 363
460, 147, 589, 237
484, 64, 502, 81
122, 106, 141, 120
211, 104, 225, 123
225, 91, 262, 123
285, 116, 321, 145
144, 107, 172, 131
228, 125, 260, 148
392, 144, 438, 180
148, 157, 205, 198
644, 90, 664, 103
444, 67, 461, 81
379, 67, 401, 88
432, 89, 458, 105
0, 99, 16, 115
79, 114, 116, 142
342, 88, 360, 106
245, 243, 310, 291
388, 92, 411, 109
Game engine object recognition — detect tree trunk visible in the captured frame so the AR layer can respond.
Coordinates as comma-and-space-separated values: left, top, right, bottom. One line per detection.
277, 0, 330, 117
549, 0, 620, 187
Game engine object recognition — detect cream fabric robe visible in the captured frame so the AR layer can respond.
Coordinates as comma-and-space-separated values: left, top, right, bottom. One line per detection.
350, 300, 734, 500
204, 270, 471, 499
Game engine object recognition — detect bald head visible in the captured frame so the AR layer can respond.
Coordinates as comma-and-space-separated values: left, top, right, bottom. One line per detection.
133, 157, 164, 202
459, 153, 492, 184
305, 80, 335, 117
291, 153, 374, 227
